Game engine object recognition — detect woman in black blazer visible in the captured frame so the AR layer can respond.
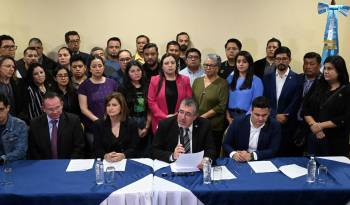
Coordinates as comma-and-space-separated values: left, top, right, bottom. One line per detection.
93, 92, 139, 161
303, 55, 350, 156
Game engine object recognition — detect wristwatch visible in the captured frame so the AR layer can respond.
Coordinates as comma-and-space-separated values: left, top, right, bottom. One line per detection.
250, 152, 255, 161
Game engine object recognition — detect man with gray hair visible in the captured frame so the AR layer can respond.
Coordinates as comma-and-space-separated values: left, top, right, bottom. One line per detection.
179, 48, 204, 86
153, 98, 216, 163
28, 38, 57, 75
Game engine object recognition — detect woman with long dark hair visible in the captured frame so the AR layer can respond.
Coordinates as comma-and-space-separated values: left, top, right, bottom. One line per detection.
26, 63, 52, 120
53, 66, 80, 115
226, 51, 263, 124
303, 55, 350, 156
148, 54, 192, 134
119, 60, 152, 157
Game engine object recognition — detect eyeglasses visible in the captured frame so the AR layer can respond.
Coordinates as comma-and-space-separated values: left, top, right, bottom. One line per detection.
187, 55, 199, 60
203, 64, 217, 69
68, 40, 80, 44
0, 45, 17, 50
275, 57, 289, 62
178, 109, 194, 117
119, 57, 131, 62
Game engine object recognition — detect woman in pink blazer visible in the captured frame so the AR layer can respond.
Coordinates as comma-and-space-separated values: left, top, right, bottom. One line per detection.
148, 54, 192, 134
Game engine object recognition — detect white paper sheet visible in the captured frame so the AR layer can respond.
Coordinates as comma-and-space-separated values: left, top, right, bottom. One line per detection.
248, 161, 279, 173
318, 156, 350, 164
66, 159, 95, 172
211, 166, 236, 180
279, 164, 307, 179
103, 159, 127, 171
170, 151, 204, 173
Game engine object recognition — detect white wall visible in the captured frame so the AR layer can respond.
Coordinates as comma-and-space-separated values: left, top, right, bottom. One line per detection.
1, 0, 350, 73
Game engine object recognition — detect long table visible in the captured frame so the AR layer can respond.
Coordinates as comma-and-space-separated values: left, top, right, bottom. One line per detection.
1, 157, 350, 205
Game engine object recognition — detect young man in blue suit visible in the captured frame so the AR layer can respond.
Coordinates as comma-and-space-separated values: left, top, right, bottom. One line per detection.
223, 96, 281, 161
263, 46, 303, 156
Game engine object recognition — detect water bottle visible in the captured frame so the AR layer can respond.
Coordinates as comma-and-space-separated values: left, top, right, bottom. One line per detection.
306, 156, 316, 183
202, 157, 212, 184
95, 158, 104, 185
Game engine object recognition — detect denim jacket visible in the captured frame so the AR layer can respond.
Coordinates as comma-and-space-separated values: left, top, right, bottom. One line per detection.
0, 114, 28, 161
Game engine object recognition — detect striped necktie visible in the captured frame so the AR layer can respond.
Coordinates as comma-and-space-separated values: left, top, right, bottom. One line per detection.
182, 128, 190, 153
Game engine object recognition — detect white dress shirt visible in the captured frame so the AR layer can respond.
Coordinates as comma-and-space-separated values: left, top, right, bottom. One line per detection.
170, 124, 193, 161
229, 118, 265, 160
275, 68, 290, 103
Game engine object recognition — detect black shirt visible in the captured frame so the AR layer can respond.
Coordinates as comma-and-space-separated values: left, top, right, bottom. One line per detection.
142, 63, 160, 82
219, 61, 235, 79
165, 80, 178, 114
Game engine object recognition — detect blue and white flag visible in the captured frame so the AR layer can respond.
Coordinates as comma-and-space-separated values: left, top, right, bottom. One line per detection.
318, 1, 349, 64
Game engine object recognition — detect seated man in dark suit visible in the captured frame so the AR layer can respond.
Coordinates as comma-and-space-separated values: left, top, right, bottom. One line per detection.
28, 92, 85, 159
223, 96, 281, 161
153, 98, 216, 163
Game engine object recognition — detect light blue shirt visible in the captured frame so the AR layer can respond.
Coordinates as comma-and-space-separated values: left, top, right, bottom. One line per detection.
179, 67, 205, 86
47, 115, 60, 140
227, 75, 264, 112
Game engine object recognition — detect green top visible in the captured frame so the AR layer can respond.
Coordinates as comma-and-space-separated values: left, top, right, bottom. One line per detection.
192, 77, 228, 131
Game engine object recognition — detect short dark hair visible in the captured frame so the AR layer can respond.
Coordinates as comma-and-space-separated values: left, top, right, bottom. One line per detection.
274, 46, 291, 58
136, 35, 150, 43
143, 43, 158, 53
166, 41, 180, 51
176, 32, 190, 41
107, 37, 121, 46
185, 48, 201, 59
28, 37, 42, 46
303, 52, 321, 64
104, 92, 129, 121
23, 47, 38, 55
90, 47, 104, 56
43, 91, 63, 102
58, 46, 72, 56
267, 37, 281, 48
252, 96, 270, 110
225, 38, 242, 50
70, 54, 86, 66
0, 35, 14, 47
65, 31, 80, 43
0, 93, 9, 107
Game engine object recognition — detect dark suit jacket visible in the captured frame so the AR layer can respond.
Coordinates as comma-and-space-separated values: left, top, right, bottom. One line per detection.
223, 115, 281, 160
93, 118, 139, 159
253, 57, 268, 80
152, 116, 216, 163
263, 69, 303, 119
28, 112, 85, 159
41, 54, 58, 77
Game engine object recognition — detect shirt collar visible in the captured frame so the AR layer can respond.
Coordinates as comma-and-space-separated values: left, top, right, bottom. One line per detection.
250, 117, 265, 130
275, 67, 290, 78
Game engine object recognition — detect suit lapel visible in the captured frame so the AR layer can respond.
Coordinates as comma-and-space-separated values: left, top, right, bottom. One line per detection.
257, 122, 269, 150
271, 74, 277, 106
191, 119, 200, 152
278, 70, 294, 105
242, 117, 251, 150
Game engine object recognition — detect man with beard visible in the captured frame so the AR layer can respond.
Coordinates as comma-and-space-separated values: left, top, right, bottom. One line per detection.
254, 38, 281, 80
65, 31, 90, 65
176, 32, 191, 61
219, 38, 242, 79
133, 35, 149, 65
142, 43, 160, 82
263, 46, 303, 156
105, 37, 121, 72
166, 41, 186, 71
16, 47, 39, 80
